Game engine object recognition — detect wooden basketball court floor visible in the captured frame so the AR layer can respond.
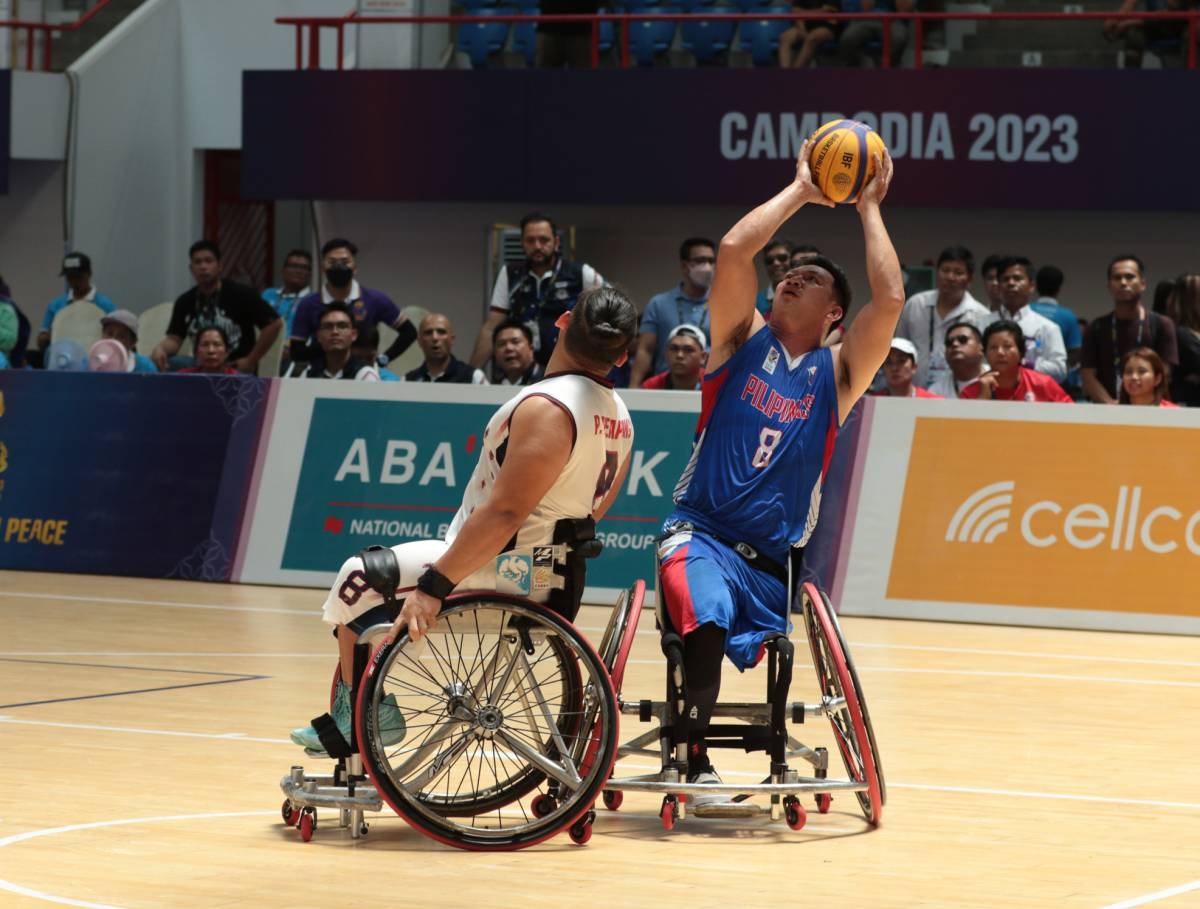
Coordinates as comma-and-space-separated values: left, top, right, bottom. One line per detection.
1, 569, 1199, 909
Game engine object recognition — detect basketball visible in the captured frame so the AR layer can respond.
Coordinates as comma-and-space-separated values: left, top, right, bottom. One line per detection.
808, 119, 887, 204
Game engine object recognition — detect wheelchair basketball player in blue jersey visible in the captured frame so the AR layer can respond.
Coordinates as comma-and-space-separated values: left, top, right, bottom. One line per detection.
656, 136, 901, 809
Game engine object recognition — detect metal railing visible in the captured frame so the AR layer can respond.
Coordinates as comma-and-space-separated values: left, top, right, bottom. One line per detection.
277, 8, 1200, 71
0, 0, 114, 71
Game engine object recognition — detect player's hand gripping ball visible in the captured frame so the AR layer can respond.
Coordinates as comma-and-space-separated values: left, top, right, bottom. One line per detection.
808, 119, 887, 204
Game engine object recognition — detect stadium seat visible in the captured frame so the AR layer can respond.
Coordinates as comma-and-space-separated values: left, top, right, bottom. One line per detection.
680, 16, 736, 63
457, 0, 499, 10
49, 301, 106, 350
456, 8, 514, 68
739, 6, 790, 66
628, 6, 680, 65
511, 18, 538, 64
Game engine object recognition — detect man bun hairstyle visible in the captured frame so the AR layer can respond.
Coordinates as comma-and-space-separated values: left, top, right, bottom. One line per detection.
563, 285, 638, 372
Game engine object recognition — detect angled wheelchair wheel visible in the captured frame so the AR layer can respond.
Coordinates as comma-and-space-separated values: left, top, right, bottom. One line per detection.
356, 592, 618, 851
597, 579, 645, 694
800, 582, 885, 825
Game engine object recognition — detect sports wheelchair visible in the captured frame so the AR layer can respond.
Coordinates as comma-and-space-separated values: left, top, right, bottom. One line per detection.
280, 533, 884, 847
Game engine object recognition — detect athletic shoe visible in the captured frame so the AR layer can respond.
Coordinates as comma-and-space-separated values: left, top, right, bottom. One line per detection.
687, 766, 731, 811
289, 681, 406, 752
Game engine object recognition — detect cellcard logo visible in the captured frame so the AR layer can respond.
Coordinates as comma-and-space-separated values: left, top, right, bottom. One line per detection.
887, 416, 1200, 616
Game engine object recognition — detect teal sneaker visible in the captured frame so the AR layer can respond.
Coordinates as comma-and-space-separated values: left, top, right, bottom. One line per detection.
289, 679, 353, 752
377, 693, 407, 747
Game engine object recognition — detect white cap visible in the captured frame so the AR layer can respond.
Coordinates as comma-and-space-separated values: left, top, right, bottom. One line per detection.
667, 322, 708, 351
889, 337, 918, 363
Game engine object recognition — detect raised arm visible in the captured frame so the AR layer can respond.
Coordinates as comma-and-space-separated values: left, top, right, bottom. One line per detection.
832, 150, 904, 424
706, 138, 833, 373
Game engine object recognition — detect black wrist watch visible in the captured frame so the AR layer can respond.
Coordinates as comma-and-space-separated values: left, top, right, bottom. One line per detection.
416, 565, 455, 601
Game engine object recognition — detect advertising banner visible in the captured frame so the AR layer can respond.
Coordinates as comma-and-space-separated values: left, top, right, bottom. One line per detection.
242, 68, 1200, 210
837, 399, 1200, 634
0, 372, 271, 579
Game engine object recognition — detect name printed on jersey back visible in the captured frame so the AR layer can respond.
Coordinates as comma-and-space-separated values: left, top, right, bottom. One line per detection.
741, 374, 815, 424
594, 414, 633, 439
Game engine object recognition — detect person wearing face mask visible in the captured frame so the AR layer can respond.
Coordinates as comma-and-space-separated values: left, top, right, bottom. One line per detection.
630, 237, 716, 388
288, 237, 416, 368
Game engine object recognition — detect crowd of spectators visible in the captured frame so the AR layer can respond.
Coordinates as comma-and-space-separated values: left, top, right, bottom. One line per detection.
2, 217, 1197, 411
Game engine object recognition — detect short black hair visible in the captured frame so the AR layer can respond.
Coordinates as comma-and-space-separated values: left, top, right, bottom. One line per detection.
1036, 265, 1064, 297
944, 320, 983, 345
520, 211, 558, 236
937, 245, 975, 276
1108, 254, 1145, 279
321, 238, 358, 258
997, 256, 1035, 282
679, 237, 716, 262
194, 324, 230, 348
319, 300, 355, 325
493, 317, 533, 346
284, 249, 313, 266
981, 254, 1006, 277
983, 319, 1026, 358
562, 285, 638, 372
761, 237, 793, 261
189, 240, 221, 261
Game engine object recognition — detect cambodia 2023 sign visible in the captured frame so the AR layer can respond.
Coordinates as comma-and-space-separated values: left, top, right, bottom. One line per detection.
242, 68, 1196, 210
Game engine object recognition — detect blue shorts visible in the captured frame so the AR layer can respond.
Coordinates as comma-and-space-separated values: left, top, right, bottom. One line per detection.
658, 529, 790, 671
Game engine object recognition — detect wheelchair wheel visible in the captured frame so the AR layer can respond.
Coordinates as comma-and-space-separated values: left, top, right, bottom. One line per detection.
356, 592, 619, 851
597, 579, 645, 693
800, 582, 885, 825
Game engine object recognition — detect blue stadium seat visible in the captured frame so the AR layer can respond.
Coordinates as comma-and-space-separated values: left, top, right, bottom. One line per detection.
628, 6, 680, 65
597, 16, 617, 54
739, 6, 790, 66
458, 0, 500, 10
456, 7, 513, 67
677, 0, 719, 11
680, 16, 736, 62
511, 18, 538, 64
728, 0, 763, 12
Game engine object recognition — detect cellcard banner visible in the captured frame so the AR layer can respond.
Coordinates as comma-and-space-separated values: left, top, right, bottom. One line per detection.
0, 372, 271, 579
0, 69, 9, 193
236, 382, 703, 598
242, 69, 1199, 210
836, 398, 1200, 634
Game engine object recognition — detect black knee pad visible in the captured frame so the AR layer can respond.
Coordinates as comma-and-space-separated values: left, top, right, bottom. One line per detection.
359, 545, 400, 607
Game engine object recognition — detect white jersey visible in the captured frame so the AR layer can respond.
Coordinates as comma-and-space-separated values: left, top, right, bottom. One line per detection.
447, 372, 633, 548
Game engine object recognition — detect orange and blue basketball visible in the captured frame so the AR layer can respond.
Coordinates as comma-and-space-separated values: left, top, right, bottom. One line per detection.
808, 119, 887, 205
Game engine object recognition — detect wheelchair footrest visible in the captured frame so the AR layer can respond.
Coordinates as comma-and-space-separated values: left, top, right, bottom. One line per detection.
691, 801, 763, 820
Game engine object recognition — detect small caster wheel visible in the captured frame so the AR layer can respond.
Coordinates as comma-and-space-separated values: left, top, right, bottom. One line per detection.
784, 797, 806, 831
531, 794, 557, 818
299, 808, 317, 842
360, 822, 369, 836
816, 792, 832, 814
569, 819, 593, 845
281, 800, 300, 826
602, 789, 623, 811
660, 797, 677, 831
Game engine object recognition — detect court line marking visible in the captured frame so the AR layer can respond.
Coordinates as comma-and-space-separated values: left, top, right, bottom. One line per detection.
0, 716, 290, 743
0, 811, 275, 909
1098, 879, 1200, 909
0, 590, 311, 616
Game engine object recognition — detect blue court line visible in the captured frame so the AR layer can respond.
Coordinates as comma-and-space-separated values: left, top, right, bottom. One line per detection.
0, 656, 267, 709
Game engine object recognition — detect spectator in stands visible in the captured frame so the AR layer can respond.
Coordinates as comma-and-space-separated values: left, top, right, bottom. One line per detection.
896, 245, 991, 388
151, 241, 282, 374
176, 327, 239, 375
99, 310, 157, 373
779, 0, 841, 68
980, 253, 1005, 312
1165, 273, 1200, 406
1119, 347, 1177, 407
871, 338, 942, 398
839, 0, 916, 67
289, 238, 415, 369
537, 0, 600, 67
351, 324, 401, 381
755, 238, 794, 315
262, 249, 313, 342
407, 313, 488, 384
38, 253, 115, 352
491, 319, 544, 386
789, 243, 822, 271
641, 323, 706, 390
471, 212, 604, 370
0, 275, 31, 368
631, 237, 715, 387
1104, 0, 1192, 68
929, 321, 989, 398
961, 320, 1073, 403
0, 294, 17, 365
1081, 254, 1179, 404
993, 256, 1067, 382
284, 302, 379, 381
1031, 264, 1083, 396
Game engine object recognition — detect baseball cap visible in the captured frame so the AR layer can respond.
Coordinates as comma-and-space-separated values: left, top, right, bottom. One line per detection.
101, 309, 139, 338
889, 337, 918, 363
60, 252, 92, 275
667, 323, 708, 351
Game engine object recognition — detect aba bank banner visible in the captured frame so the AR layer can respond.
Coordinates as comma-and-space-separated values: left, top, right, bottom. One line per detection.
836, 398, 1200, 634
234, 381, 702, 598
242, 69, 1200, 210
0, 371, 270, 579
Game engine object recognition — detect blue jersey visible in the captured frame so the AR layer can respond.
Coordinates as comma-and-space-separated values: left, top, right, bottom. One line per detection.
667, 327, 840, 563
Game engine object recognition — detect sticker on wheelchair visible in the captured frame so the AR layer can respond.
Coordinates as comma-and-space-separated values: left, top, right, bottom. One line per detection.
532, 546, 556, 591
495, 553, 533, 596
